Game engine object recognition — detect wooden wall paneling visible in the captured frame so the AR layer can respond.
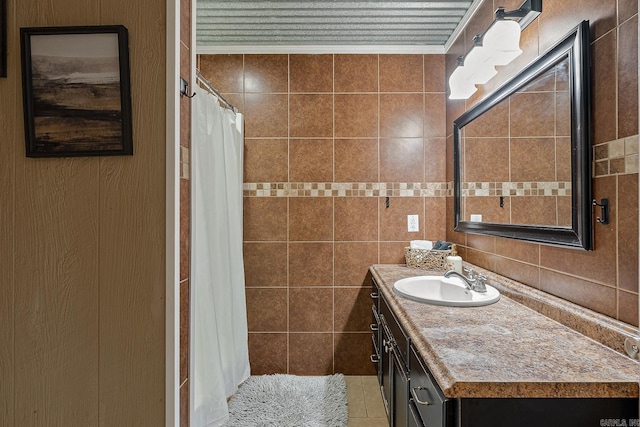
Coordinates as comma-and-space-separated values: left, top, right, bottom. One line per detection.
98, 0, 166, 425
0, 0, 16, 424
0, 101, 16, 425
18, 0, 100, 26
13, 158, 100, 426
12, 1, 102, 425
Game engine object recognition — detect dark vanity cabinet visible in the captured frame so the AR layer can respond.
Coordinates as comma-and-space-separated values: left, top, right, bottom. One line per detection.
371, 282, 408, 426
371, 277, 453, 427
382, 294, 410, 427
370, 276, 638, 427
409, 345, 452, 427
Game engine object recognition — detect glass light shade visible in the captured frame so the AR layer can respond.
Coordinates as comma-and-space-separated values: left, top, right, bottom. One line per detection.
463, 46, 498, 84
448, 18, 523, 99
449, 66, 477, 99
482, 20, 522, 66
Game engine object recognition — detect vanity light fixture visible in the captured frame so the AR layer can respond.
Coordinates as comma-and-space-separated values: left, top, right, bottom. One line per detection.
449, 0, 542, 100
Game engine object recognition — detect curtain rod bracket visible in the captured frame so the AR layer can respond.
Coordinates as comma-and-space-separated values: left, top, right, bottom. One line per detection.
194, 70, 238, 114
179, 77, 196, 98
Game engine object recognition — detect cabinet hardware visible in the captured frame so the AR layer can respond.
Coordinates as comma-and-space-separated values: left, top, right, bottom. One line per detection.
383, 338, 395, 354
370, 292, 379, 299
411, 386, 432, 406
370, 323, 379, 331
370, 354, 380, 363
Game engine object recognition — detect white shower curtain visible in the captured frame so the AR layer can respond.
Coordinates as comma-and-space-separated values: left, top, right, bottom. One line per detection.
191, 84, 250, 427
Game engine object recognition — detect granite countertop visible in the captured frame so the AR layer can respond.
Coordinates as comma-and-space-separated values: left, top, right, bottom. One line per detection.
370, 264, 640, 399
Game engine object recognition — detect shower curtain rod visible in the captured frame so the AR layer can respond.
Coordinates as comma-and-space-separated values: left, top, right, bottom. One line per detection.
195, 69, 238, 114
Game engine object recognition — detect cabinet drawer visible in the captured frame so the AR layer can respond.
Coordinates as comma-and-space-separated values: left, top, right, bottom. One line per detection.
380, 297, 409, 366
371, 303, 380, 325
371, 334, 380, 359
409, 345, 447, 426
371, 303, 380, 359
371, 277, 380, 311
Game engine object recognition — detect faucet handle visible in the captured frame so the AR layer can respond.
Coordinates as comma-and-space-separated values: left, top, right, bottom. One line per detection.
463, 267, 475, 279
473, 274, 488, 293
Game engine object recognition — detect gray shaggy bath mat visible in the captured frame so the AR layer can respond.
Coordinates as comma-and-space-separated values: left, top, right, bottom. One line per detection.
225, 374, 348, 427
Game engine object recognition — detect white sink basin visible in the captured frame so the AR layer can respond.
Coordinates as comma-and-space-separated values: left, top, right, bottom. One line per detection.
393, 275, 500, 307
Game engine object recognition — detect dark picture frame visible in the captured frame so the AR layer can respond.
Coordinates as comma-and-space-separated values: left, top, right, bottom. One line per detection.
453, 21, 592, 250
20, 25, 133, 157
1, 0, 6, 78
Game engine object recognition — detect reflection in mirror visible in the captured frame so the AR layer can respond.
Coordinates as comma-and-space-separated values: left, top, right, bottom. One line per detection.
461, 56, 572, 227
453, 21, 593, 250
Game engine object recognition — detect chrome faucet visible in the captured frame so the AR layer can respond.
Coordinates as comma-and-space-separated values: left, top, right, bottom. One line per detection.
444, 268, 487, 293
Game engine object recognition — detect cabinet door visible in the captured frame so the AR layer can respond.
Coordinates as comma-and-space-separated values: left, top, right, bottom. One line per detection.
391, 347, 409, 427
371, 308, 381, 380
381, 295, 409, 366
371, 280, 382, 383
409, 345, 450, 426
380, 318, 392, 423
408, 401, 425, 427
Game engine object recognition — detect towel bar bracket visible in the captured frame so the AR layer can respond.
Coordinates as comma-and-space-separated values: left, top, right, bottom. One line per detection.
592, 198, 609, 225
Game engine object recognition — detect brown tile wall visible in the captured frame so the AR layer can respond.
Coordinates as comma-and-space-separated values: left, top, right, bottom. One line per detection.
179, 0, 191, 425
446, 0, 638, 326
199, 53, 448, 374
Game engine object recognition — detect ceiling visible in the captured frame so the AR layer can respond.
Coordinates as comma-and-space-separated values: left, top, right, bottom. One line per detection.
196, 0, 479, 53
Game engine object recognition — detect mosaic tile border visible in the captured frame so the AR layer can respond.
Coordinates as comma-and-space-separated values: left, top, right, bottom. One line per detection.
238, 135, 640, 194
462, 182, 572, 197
243, 182, 451, 197
180, 146, 190, 180
594, 134, 639, 176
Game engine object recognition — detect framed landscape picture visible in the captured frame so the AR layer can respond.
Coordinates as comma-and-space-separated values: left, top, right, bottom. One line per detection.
20, 25, 132, 157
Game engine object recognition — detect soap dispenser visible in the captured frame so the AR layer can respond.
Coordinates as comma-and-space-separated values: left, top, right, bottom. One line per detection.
446, 244, 462, 273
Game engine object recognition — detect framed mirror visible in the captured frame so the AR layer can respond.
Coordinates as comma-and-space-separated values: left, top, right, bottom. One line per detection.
453, 21, 592, 250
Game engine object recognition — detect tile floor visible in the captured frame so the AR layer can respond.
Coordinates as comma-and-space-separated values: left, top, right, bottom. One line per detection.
346, 375, 389, 427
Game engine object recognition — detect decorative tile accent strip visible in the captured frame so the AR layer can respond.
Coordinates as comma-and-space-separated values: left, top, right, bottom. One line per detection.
243, 182, 450, 197
180, 146, 190, 180
462, 182, 572, 197
594, 134, 639, 176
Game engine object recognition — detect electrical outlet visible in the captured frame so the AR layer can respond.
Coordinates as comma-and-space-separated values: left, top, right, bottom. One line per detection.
407, 215, 419, 232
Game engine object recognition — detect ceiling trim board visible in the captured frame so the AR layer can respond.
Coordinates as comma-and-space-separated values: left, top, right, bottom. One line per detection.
443, 0, 484, 53
196, 44, 445, 54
